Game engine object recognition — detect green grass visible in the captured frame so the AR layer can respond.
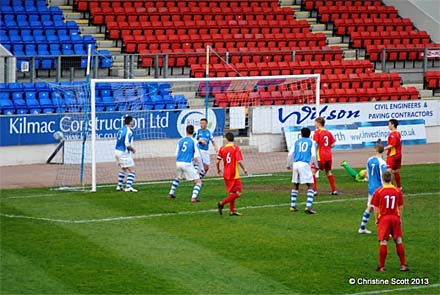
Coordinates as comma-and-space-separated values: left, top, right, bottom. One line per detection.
1, 164, 439, 295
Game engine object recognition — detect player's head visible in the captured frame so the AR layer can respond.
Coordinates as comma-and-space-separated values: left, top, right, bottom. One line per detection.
186, 125, 194, 135
315, 117, 325, 128
301, 127, 311, 138
382, 170, 393, 184
200, 118, 208, 129
225, 132, 234, 142
375, 139, 384, 154
388, 119, 398, 130
124, 116, 133, 127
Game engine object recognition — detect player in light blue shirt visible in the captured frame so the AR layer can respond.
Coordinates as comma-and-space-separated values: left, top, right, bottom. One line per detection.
286, 127, 319, 214
115, 116, 137, 192
195, 118, 218, 178
168, 125, 204, 202
358, 139, 387, 234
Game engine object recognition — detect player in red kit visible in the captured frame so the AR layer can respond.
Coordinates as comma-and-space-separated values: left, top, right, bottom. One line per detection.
312, 117, 338, 195
384, 119, 402, 190
216, 132, 248, 216
371, 170, 409, 272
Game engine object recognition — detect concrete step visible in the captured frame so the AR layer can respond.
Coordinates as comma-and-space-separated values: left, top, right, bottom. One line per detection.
404, 83, 424, 90
311, 23, 326, 32
303, 17, 317, 24
96, 40, 114, 48
327, 36, 342, 44
79, 26, 100, 35
419, 89, 434, 98
279, 0, 295, 6
343, 49, 357, 59
319, 30, 334, 37
74, 19, 89, 26
291, 5, 302, 12
58, 5, 73, 11
327, 43, 349, 49
294, 11, 310, 19
88, 33, 106, 40
63, 12, 82, 20
106, 47, 122, 54
111, 67, 153, 78
50, 0, 68, 6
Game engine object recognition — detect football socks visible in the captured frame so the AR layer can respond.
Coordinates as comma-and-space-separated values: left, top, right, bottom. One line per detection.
126, 172, 136, 189
290, 189, 298, 209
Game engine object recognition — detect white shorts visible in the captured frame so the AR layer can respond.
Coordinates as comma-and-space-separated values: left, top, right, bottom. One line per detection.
291, 162, 313, 184
176, 162, 200, 181
199, 150, 210, 166
115, 150, 135, 168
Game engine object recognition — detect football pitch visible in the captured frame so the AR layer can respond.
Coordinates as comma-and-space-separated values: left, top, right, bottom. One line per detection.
1, 164, 439, 295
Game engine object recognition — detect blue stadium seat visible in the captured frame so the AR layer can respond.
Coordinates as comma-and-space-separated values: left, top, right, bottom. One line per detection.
35, 82, 49, 91
98, 50, 112, 68
64, 90, 79, 112
151, 94, 165, 110
0, 98, 15, 115
163, 94, 175, 109
49, 44, 61, 55
22, 82, 34, 90
142, 95, 153, 110
25, 92, 41, 114
51, 92, 66, 113
174, 94, 188, 109
38, 91, 55, 113
102, 96, 115, 112
95, 95, 105, 112
12, 92, 28, 114
159, 83, 172, 96
25, 44, 37, 56
61, 43, 74, 55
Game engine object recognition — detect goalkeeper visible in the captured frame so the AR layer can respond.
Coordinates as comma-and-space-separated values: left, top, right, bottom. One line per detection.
341, 161, 367, 182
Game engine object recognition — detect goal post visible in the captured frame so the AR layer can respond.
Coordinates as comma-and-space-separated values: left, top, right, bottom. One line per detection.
51, 74, 320, 191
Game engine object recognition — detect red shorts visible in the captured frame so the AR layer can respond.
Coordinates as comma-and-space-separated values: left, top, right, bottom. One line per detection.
318, 160, 332, 171
377, 215, 403, 241
225, 178, 243, 193
387, 156, 402, 170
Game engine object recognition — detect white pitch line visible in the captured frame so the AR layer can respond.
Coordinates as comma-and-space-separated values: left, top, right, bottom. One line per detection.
0, 192, 438, 224
343, 283, 440, 295
0, 174, 275, 200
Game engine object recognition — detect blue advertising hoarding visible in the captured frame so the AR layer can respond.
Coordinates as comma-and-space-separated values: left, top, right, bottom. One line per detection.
0, 109, 225, 146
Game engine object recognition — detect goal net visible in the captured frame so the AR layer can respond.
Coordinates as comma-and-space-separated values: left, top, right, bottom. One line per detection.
50, 75, 319, 191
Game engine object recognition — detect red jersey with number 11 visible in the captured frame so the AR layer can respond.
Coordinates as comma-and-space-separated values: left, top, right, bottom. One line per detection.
313, 128, 336, 161
217, 143, 243, 180
371, 185, 404, 221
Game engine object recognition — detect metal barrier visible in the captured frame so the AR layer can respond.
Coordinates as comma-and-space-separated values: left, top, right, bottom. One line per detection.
1, 47, 439, 83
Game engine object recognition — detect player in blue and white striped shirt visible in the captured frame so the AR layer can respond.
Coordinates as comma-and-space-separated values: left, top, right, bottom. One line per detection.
115, 116, 137, 192
358, 139, 388, 234
168, 125, 204, 202
286, 127, 319, 214
195, 118, 218, 178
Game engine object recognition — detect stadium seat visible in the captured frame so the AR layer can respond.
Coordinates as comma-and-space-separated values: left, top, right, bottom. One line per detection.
12, 92, 28, 114
0, 98, 15, 115
25, 92, 41, 114
174, 94, 188, 109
